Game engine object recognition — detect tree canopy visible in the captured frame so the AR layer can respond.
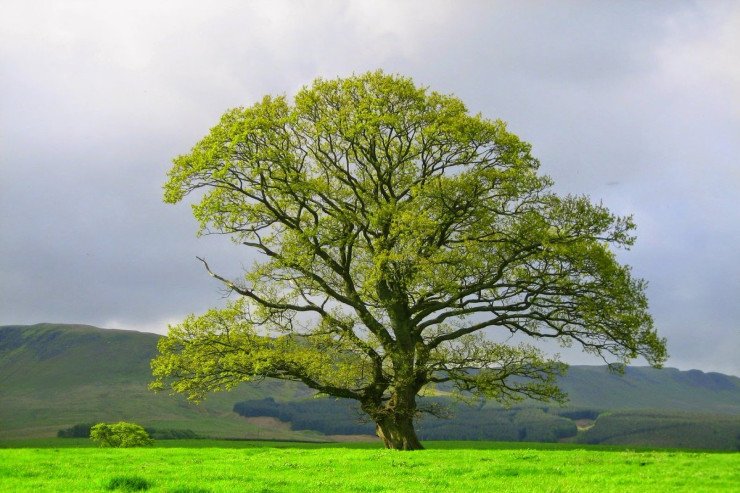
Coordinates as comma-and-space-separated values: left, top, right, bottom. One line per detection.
151, 71, 666, 450
90, 422, 154, 448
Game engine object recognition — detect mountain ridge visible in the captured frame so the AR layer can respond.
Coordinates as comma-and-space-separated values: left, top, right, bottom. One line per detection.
2, 323, 739, 440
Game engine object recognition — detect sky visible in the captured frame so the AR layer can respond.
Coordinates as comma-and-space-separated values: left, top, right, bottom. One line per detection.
1, 0, 738, 376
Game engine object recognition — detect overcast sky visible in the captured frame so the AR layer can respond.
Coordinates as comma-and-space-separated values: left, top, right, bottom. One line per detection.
1, 1, 738, 376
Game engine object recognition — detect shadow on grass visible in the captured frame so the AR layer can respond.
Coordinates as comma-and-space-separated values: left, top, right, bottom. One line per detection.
105, 475, 151, 491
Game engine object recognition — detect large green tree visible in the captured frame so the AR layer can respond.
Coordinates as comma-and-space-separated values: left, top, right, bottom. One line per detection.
151, 71, 666, 450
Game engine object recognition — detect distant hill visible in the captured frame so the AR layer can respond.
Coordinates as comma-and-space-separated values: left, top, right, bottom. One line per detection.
0, 323, 315, 440
2, 323, 739, 443
555, 365, 740, 414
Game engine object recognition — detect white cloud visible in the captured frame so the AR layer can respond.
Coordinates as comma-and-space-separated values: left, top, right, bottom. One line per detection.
102, 316, 180, 335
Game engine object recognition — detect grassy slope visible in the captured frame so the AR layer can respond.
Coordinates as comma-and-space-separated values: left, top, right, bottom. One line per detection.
0, 324, 316, 440
557, 365, 740, 413
2, 323, 739, 441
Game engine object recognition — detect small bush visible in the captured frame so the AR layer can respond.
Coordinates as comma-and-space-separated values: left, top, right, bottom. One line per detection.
105, 475, 151, 491
91, 422, 154, 448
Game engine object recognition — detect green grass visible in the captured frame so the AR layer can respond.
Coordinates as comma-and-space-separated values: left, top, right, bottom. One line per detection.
0, 441, 737, 492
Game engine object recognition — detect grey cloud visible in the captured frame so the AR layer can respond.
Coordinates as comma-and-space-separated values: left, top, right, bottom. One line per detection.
1, 1, 738, 376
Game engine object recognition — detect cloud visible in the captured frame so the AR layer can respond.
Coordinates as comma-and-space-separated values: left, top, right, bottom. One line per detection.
1, 1, 738, 375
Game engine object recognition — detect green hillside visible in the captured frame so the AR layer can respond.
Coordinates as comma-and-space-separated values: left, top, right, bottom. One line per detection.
556, 365, 740, 413
2, 323, 739, 444
0, 324, 315, 440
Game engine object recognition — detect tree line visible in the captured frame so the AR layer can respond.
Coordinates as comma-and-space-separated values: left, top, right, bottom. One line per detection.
233, 397, 740, 449
233, 397, 576, 442
58, 423, 201, 440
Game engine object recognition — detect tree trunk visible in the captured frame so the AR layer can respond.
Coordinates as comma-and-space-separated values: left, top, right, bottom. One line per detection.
375, 414, 424, 450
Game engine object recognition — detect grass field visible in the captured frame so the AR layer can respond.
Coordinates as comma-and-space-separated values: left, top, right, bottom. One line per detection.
1, 440, 737, 492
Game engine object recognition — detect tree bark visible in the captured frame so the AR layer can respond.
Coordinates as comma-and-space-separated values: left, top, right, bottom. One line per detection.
375, 414, 424, 450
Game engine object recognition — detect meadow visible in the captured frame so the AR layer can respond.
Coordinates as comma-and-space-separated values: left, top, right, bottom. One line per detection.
1, 440, 738, 492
